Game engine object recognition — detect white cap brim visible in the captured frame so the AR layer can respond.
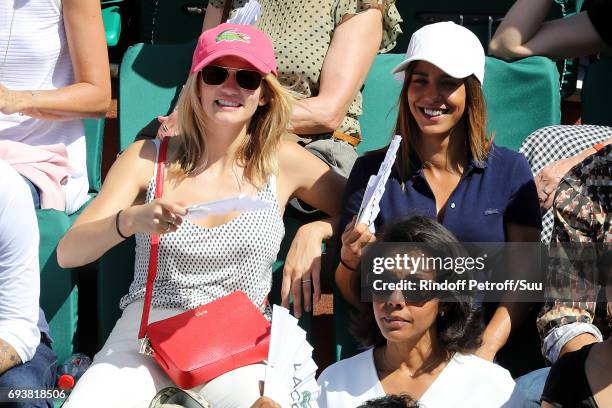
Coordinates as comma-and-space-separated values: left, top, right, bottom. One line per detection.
391, 54, 482, 84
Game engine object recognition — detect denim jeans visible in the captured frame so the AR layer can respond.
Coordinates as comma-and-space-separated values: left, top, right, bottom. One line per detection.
514, 367, 550, 408
0, 340, 57, 408
21, 176, 41, 209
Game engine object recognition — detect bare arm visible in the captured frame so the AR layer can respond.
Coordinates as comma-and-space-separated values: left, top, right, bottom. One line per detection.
289, 9, 383, 134
477, 224, 541, 361
0, 339, 21, 376
0, 0, 110, 118
278, 140, 346, 217
278, 141, 346, 316
489, 0, 610, 60
202, 3, 223, 31
58, 141, 186, 267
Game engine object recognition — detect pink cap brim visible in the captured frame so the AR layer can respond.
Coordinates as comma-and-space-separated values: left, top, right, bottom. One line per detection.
191, 49, 277, 76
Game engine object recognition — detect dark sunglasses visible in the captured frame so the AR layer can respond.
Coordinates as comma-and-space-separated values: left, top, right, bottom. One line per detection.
200, 65, 263, 91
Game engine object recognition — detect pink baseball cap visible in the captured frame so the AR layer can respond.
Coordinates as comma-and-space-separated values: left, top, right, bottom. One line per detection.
190, 23, 277, 76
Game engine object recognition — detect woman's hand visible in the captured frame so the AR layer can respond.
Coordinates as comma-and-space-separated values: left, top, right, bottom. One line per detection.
119, 199, 187, 236
0, 84, 29, 115
340, 217, 376, 270
282, 222, 327, 318
157, 110, 180, 139
535, 156, 582, 210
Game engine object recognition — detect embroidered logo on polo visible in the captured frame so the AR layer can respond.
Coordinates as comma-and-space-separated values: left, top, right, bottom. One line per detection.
216, 29, 251, 44
484, 208, 500, 215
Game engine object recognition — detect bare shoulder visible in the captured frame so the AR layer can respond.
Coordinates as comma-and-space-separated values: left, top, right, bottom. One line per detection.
110, 139, 158, 187
120, 139, 158, 163
277, 139, 317, 172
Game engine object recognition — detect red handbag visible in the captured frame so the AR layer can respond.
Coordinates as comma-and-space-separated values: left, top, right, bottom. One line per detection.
138, 137, 271, 389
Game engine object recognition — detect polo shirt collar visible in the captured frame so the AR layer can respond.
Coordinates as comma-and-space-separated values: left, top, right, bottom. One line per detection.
406, 150, 488, 179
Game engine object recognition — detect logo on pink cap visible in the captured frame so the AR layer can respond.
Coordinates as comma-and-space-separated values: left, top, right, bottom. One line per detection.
190, 23, 277, 76
215, 29, 251, 44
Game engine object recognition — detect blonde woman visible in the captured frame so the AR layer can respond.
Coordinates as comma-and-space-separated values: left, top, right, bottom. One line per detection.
57, 24, 345, 408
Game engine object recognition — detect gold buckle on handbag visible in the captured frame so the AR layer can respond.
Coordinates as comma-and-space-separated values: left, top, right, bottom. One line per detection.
139, 336, 153, 356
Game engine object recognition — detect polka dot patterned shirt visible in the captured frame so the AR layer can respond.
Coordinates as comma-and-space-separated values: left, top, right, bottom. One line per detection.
120, 143, 285, 313
210, 0, 402, 138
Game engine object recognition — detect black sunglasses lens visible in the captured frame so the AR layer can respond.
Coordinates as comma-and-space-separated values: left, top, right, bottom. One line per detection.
235, 70, 263, 90
201, 66, 229, 86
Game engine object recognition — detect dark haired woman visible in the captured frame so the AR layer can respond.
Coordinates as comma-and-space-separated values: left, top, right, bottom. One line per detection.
335, 22, 542, 367
319, 217, 525, 407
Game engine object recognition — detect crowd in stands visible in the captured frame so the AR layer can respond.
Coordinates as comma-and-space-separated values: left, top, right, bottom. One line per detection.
0, 0, 610, 407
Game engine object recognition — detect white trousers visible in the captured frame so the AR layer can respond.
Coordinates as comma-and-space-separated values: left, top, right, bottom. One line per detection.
63, 299, 265, 408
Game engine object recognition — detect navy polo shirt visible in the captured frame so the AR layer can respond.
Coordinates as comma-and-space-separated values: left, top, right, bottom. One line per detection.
340, 144, 542, 242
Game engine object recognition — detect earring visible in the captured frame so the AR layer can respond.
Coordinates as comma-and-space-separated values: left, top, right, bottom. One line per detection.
439, 311, 445, 317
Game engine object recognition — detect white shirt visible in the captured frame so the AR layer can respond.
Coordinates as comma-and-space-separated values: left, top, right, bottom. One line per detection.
0, 160, 41, 363
0, 0, 89, 214
317, 348, 526, 408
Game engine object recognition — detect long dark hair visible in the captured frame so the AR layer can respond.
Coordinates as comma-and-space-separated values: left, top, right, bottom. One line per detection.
391, 62, 490, 182
351, 216, 484, 354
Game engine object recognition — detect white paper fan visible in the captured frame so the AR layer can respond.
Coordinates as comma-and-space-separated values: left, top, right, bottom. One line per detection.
356, 135, 402, 233
184, 194, 270, 221
264, 305, 320, 407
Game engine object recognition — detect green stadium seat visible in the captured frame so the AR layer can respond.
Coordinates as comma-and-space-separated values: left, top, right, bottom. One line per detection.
484, 56, 561, 150
102, 5, 121, 48
118, 42, 195, 150
38, 118, 105, 364
581, 56, 612, 127
335, 53, 561, 360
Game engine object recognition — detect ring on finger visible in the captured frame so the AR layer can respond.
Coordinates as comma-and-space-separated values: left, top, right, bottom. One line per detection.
302, 279, 312, 284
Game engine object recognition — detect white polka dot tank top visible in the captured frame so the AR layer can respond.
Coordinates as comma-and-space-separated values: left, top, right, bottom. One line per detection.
119, 141, 285, 312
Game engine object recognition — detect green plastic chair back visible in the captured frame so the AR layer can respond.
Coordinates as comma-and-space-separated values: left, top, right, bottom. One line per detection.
484, 56, 561, 150
581, 56, 612, 127
37, 210, 77, 365
357, 53, 404, 156
119, 42, 195, 150
37, 117, 105, 364
83, 118, 105, 193
102, 5, 122, 47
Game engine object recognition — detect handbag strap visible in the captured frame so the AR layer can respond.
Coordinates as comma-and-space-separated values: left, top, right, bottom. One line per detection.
138, 137, 170, 340
221, 0, 233, 23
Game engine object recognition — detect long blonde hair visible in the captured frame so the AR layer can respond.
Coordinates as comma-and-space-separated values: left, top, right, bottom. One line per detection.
172, 72, 294, 187
392, 62, 490, 181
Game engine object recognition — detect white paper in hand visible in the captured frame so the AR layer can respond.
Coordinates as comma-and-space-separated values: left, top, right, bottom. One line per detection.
227, 0, 261, 25
264, 305, 319, 407
184, 194, 270, 221
356, 135, 402, 233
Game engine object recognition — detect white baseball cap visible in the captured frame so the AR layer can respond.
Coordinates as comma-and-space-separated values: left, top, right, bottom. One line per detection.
392, 22, 485, 85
